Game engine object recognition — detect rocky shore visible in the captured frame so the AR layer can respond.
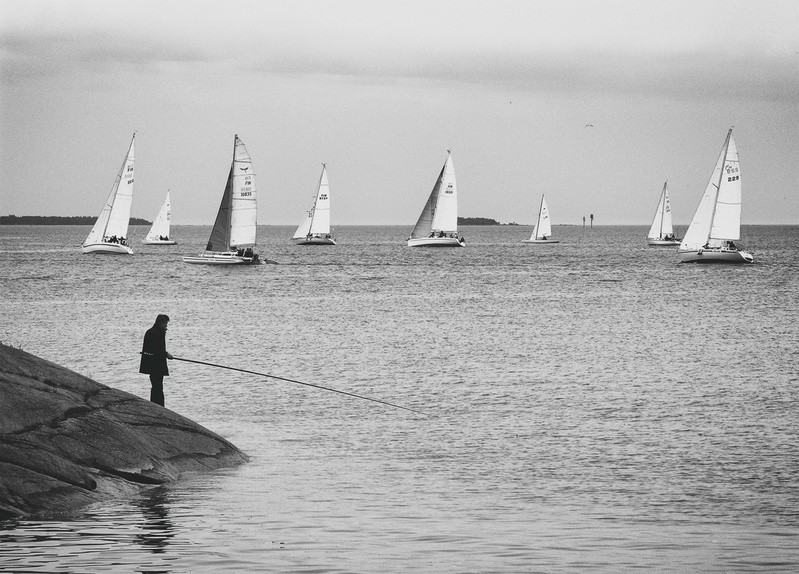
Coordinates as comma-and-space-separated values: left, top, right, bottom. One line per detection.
0, 343, 248, 519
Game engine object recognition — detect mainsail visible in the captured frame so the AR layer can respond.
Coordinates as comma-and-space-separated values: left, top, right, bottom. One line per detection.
410, 151, 457, 239
647, 181, 674, 240
207, 135, 257, 251
680, 129, 740, 251
532, 195, 552, 240
293, 164, 331, 239
84, 133, 135, 245
145, 192, 172, 241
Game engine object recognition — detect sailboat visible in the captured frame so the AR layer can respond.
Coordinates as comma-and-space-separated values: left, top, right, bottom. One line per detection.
522, 195, 559, 244
678, 128, 753, 263
647, 181, 680, 245
407, 150, 465, 247
142, 192, 176, 245
82, 133, 136, 254
293, 164, 336, 245
183, 135, 262, 265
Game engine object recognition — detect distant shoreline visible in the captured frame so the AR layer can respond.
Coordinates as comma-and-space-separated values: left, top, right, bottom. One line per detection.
0, 215, 151, 226
1, 216, 788, 227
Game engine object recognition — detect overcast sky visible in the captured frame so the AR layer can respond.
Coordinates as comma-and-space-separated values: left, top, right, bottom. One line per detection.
1, 0, 797, 225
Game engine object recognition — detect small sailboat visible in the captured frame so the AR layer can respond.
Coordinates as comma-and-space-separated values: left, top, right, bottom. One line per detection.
678, 128, 753, 263
522, 195, 559, 244
407, 150, 465, 247
647, 181, 680, 245
293, 164, 336, 245
183, 135, 262, 265
142, 192, 176, 245
82, 133, 136, 254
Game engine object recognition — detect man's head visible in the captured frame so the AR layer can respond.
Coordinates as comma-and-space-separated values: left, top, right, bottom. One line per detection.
155, 314, 170, 331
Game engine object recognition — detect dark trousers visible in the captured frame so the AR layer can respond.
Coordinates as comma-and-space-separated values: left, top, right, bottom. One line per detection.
150, 374, 165, 406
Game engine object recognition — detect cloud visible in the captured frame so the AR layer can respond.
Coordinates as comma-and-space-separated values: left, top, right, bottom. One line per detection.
243, 43, 798, 104
0, 30, 208, 83
2, 0, 797, 103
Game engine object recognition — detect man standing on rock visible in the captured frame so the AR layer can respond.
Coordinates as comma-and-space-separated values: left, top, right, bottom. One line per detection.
139, 314, 173, 406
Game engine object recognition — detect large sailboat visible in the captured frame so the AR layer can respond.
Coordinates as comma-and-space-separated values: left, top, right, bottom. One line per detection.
407, 150, 465, 247
82, 133, 136, 255
293, 164, 335, 245
183, 135, 262, 265
142, 192, 176, 245
522, 195, 559, 244
678, 128, 753, 263
647, 181, 680, 245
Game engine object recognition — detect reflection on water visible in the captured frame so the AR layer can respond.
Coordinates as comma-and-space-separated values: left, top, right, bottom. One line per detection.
0, 488, 183, 572
134, 487, 175, 555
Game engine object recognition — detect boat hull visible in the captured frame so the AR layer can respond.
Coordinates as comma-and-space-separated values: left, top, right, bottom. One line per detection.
648, 238, 680, 246
183, 251, 263, 265
407, 237, 465, 247
82, 242, 133, 255
142, 239, 177, 245
678, 248, 754, 263
522, 239, 559, 244
294, 237, 336, 245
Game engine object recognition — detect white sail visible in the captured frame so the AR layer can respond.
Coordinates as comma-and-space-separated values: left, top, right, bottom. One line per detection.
430, 152, 457, 232
84, 134, 135, 245
229, 135, 257, 248
647, 181, 674, 240
293, 165, 331, 239
709, 134, 741, 243
293, 209, 313, 239
145, 192, 172, 241
680, 129, 737, 251
410, 151, 457, 238
531, 195, 553, 240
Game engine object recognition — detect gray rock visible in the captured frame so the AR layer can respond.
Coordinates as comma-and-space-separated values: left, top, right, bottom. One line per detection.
0, 343, 248, 519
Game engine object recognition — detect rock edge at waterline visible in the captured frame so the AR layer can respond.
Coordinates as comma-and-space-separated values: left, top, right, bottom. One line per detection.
0, 343, 248, 519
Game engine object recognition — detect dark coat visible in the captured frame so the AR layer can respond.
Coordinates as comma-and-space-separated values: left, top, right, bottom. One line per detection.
139, 325, 169, 376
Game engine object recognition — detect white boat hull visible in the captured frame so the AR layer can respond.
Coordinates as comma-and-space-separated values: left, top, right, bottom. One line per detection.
407, 236, 465, 247
522, 239, 559, 244
678, 248, 753, 263
648, 238, 681, 246
294, 236, 336, 245
82, 242, 133, 255
142, 239, 177, 245
183, 251, 263, 265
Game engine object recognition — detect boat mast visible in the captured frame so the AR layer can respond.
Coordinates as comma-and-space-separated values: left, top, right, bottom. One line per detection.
706, 128, 733, 245
308, 163, 325, 234
659, 181, 667, 239
104, 132, 135, 238
226, 134, 238, 247
536, 195, 545, 239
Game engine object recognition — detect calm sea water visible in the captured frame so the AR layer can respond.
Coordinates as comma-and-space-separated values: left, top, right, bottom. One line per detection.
1, 224, 797, 573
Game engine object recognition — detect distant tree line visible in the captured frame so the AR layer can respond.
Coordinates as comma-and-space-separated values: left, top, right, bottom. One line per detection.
458, 217, 499, 225
458, 217, 518, 226
0, 215, 151, 225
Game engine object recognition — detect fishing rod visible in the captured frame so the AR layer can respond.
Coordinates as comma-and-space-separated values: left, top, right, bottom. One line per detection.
164, 355, 429, 417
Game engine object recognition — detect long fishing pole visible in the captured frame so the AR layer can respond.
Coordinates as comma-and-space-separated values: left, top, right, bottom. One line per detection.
166, 355, 429, 417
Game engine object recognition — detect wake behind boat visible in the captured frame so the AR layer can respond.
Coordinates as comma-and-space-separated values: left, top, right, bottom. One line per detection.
522, 194, 559, 244
647, 181, 680, 246
142, 191, 176, 245
82, 133, 136, 255
183, 135, 263, 265
407, 150, 465, 247
678, 128, 753, 263
293, 164, 336, 245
